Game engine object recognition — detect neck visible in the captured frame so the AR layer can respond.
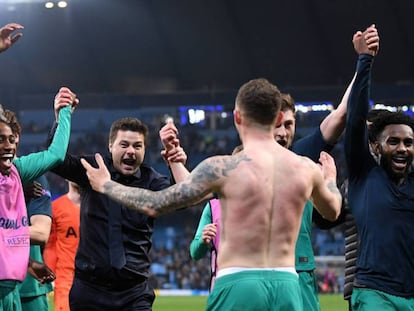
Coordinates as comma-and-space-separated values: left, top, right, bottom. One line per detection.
239, 124, 274, 144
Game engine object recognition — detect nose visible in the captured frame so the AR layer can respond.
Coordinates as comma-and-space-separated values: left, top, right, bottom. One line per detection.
126, 145, 136, 154
276, 125, 287, 138
3, 139, 13, 150
397, 142, 408, 152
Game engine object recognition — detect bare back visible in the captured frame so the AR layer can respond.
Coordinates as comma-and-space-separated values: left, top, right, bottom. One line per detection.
215, 141, 328, 270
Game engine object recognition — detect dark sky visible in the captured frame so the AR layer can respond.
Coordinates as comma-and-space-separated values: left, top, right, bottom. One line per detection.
1, 0, 414, 96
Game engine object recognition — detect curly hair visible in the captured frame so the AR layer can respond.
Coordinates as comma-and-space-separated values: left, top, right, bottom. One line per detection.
369, 111, 414, 142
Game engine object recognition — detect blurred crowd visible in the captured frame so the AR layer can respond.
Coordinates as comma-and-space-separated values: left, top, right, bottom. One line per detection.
19, 109, 346, 293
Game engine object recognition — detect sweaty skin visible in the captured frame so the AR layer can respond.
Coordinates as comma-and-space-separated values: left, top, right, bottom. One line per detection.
81, 78, 341, 281
82, 144, 341, 271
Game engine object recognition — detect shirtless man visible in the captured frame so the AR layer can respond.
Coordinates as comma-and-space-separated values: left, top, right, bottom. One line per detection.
81, 78, 342, 311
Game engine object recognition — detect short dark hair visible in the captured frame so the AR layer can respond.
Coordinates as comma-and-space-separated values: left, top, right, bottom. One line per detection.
109, 118, 148, 145
369, 111, 414, 142
235, 78, 282, 125
280, 93, 296, 114
367, 108, 391, 123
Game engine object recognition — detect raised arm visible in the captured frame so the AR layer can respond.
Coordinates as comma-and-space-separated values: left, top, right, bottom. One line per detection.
319, 73, 357, 144
309, 151, 342, 221
344, 25, 380, 174
159, 119, 190, 182
159, 120, 214, 202
13, 87, 77, 184
0, 23, 23, 53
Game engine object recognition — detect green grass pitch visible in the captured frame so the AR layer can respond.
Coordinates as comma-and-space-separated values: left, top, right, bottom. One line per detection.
49, 293, 348, 310
152, 294, 348, 311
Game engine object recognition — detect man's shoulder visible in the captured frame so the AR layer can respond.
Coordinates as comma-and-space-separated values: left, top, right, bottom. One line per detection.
281, 150, 318, 177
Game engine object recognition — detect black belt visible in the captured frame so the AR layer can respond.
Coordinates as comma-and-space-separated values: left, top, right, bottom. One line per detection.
75, 270, 147, 291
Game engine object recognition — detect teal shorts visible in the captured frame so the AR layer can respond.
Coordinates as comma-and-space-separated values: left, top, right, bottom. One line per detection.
206, 270, 302, 311
298, 270, 320, 311
0, 281, 22, 311
21, 294, 48, 311
352, 287, 414, 311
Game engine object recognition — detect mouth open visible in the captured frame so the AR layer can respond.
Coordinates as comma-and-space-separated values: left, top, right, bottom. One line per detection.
392, 156, 409, 171
277, 139, 287, 147
121, 158, 137, 170
0, 154, 14, 174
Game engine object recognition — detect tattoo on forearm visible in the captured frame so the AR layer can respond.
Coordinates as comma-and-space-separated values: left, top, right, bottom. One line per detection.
103, 154, 251, 216
327, 181, 342, 202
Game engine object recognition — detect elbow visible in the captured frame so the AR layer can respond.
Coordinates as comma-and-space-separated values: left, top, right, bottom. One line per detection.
47, 156, 64, 168
325, 201, 342, 222
39, 232, 50, 245
316, 202, 341, 222
189, 245, 200, 261
328, 209, 341, 222
323, 212, 338, 222
56, 156, 65, 164
31, 233, 49, 246
190, 252, 201, 261
54, 153, 66, 164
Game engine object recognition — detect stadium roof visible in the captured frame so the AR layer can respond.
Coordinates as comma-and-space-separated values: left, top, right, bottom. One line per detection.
1, 0, 414, 96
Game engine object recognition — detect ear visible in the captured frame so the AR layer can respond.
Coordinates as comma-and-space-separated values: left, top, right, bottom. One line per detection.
108, 143, 113, 153
234, 109, 242, 125
371, 141, 381, 155
275, 111, 283, 127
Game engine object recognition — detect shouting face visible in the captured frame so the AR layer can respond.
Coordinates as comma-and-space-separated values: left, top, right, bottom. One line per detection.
109, 130, 145, 176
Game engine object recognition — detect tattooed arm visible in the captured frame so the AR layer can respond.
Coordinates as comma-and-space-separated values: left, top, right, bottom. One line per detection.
81, 153, 223, 217
309, 151, 342, 221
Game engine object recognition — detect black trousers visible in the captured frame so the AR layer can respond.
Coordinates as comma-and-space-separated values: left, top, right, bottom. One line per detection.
69, 277, 155, 311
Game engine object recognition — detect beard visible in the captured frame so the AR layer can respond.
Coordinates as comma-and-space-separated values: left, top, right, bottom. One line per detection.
380, 154, 412, 185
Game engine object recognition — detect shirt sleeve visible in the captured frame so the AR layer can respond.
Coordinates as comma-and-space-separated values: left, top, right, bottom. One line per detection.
344, 54, 374, 176
189, 203, 212, 260
13, 106, 72, 185
292, 127, 333, 161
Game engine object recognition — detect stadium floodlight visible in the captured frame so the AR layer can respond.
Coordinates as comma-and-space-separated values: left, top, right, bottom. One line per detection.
57, 1, 67, 8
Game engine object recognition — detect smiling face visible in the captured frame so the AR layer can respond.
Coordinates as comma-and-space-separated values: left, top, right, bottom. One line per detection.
373, 124, 414, 184
109, 130, 145, 176
0, 122, 17, 176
